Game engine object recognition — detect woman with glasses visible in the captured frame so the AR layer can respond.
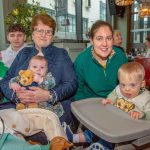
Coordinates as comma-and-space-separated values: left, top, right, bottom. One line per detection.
0, 14, 78, 126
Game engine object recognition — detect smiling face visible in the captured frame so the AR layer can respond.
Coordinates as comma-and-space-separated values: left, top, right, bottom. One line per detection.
32, 21, 54, 51
7, 31, 26, 52
90, 26, 113, 61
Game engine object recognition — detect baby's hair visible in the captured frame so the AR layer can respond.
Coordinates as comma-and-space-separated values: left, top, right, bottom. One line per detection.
29, 55, 48, 72
118, 62, 145, 81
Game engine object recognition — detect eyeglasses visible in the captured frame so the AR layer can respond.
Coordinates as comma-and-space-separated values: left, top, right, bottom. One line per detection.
34, 28, 53, 36
119, 82, 141, 89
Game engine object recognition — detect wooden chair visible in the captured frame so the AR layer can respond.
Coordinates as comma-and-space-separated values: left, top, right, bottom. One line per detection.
135, 58, 150, 88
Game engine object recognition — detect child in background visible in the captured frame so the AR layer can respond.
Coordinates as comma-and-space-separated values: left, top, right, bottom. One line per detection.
9, 55, 64, 118
65, 62, 150, 150
0, 24, 26, 67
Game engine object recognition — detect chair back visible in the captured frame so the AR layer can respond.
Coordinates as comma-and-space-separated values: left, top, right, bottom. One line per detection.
135, 58, 150, 87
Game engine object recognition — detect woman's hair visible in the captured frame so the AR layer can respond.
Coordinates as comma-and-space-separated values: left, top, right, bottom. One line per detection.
7, 24, 25, 33
31, 13, 56, 35
88, 20, 113, 39
29, 55, 48, 72
113, 30, 122, 38
118, 62, 145, 82
113, 30, 122, 46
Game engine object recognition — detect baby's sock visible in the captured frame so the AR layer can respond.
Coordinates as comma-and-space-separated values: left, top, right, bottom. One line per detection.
73, 134, 80, 143
65, 125, 80, 143
62, 122, 81, 143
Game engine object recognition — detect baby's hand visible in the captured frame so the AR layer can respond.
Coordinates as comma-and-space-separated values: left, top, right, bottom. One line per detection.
10, 83, 21, 92
101, 99, 113, 105
129, 111, 140, 120
33, 73, 43, 84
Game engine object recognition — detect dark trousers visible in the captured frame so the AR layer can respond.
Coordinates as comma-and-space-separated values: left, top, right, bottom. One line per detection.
60, 99, 73, 125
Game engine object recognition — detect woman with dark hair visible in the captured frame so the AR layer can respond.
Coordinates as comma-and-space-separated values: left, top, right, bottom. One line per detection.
67, 20, 128, 149
74, 20, 127, 101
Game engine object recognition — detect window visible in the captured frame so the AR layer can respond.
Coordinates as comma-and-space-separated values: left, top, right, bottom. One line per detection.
100, 0, 106, 21
131, 1, 150, 48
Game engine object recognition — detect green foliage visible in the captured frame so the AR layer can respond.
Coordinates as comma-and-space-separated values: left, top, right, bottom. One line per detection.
5, 0, 46, 37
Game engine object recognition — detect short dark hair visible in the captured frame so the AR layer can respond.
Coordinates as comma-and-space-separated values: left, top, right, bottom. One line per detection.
7, 24, 25, 33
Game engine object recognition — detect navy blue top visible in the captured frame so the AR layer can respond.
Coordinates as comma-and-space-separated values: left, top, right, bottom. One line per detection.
0, 44, 78, 103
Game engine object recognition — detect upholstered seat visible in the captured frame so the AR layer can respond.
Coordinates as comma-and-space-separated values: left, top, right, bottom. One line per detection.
135, 58, 150, 87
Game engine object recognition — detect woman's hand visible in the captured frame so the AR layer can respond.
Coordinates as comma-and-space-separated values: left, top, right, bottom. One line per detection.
16, 86, 51, 103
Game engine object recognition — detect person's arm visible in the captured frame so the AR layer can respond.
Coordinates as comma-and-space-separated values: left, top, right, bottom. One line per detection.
9, 76, 21, 92
73, 55, 85, 101
0, 61, 8, 79
129, 91, 150, 120
143, 100, 150, 120
50, 50, 78, 103
39, 72, 56, 90
0, 46, 33, 102
0, 54, 22, 101
107, 88, 118, 104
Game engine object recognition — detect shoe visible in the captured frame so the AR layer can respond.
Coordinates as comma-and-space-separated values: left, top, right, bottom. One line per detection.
88, 142, 108, 150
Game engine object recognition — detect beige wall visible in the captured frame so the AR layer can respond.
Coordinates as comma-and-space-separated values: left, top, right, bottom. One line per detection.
113, 6, 131, 52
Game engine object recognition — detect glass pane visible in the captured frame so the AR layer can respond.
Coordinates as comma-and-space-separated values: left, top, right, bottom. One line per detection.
100, 0, 106, 21
131, 1, 150, 49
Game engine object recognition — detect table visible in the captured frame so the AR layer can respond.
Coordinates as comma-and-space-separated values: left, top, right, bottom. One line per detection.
71, 98, 150, 145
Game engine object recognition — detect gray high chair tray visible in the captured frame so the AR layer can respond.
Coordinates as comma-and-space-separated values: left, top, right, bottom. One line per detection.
71, 98, 150, 144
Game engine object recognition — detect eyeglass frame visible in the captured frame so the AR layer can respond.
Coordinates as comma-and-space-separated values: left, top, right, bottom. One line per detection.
34, 28, 53, 36
119, 82, 142, 89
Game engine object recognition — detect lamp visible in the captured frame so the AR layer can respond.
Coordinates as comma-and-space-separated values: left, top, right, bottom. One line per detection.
115, 0, 135, 6
139, 1, 150, 17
